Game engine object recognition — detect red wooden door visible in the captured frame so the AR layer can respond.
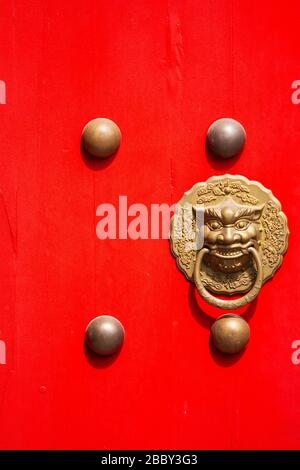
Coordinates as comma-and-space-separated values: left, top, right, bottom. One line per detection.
0, 0, 299, 450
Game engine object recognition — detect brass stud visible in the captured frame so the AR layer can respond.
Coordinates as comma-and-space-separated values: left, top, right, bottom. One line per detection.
82, 118, 121, 158
206, 118, 246, 159
211, 314, 250, 354
85, 315, 125, 356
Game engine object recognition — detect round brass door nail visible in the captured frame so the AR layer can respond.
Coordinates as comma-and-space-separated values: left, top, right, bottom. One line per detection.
206, 118, 246, 159
85, 315, 125, 356
81, 118, 121, 158
211, 314, 250, 354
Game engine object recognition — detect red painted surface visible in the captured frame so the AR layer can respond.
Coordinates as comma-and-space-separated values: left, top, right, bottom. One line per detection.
0, 0, 299, 450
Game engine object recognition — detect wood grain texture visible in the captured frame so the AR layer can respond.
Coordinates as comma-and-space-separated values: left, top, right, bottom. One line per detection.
0, 0, 299, 449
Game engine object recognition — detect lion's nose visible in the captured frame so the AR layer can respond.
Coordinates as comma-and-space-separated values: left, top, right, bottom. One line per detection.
217, 227, 241, 245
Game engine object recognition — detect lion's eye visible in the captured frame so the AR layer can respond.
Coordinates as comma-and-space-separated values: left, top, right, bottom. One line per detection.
207, 220, 222, 230
235, 219, 250, 230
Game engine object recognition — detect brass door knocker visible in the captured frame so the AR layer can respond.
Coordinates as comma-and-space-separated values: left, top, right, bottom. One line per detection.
170, 174, 289, 353
194, 245, 263, 310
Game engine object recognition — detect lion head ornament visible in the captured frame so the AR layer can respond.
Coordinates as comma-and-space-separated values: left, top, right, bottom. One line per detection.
170, 175, 289, 310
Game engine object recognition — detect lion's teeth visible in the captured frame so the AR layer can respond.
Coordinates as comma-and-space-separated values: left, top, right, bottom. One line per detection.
216, 249, 243, 256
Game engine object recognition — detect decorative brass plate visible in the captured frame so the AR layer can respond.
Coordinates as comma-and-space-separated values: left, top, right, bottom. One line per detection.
170, 175, 289, 310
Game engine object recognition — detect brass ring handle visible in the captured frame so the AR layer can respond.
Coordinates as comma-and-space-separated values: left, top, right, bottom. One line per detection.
194, 246, 263, 310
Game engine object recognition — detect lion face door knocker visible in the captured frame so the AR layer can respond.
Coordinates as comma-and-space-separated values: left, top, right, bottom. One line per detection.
170, 175, 289, 353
